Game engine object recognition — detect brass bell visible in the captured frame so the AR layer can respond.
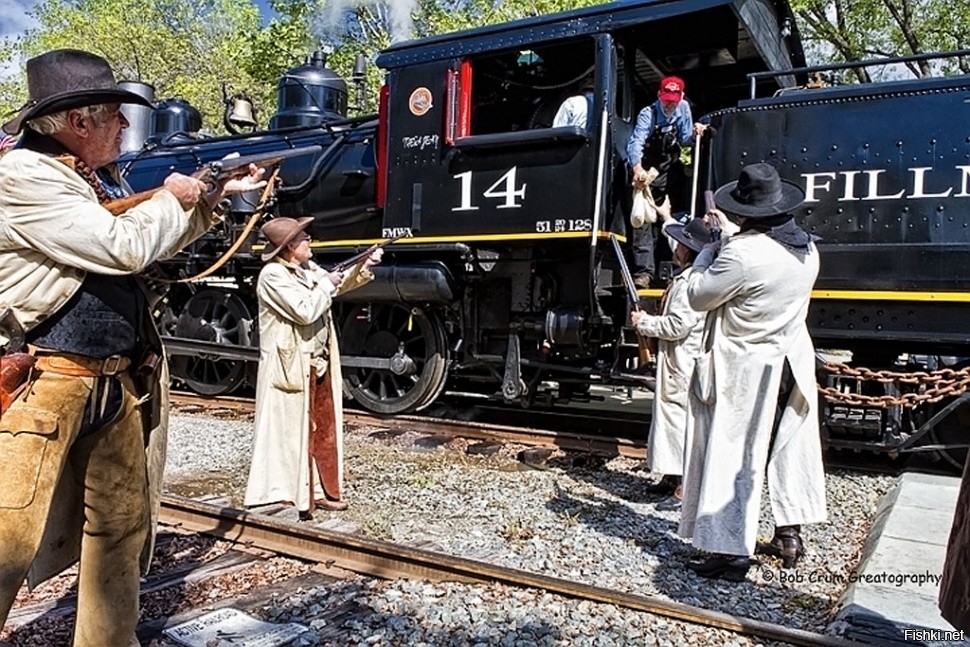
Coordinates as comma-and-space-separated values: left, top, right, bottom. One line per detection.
226, 93, 257, 130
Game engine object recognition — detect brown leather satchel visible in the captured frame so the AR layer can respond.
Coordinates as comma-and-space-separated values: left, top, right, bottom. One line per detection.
0, 352, 37, 416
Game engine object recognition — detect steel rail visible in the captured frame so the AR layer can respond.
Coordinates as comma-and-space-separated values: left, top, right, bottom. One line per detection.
160, 495, 861, 647
170, 392, 648, 459
344, 410, 647, 459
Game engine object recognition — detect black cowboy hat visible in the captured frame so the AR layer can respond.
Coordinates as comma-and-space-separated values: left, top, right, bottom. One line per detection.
714, 163, 805, 218
2, 49, 154, 135
666, 217, 711, 253
261, 217, 313, 262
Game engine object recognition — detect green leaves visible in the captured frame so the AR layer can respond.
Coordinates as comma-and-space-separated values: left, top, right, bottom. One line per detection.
791, 0, 969, 80
2, 0, 269, 131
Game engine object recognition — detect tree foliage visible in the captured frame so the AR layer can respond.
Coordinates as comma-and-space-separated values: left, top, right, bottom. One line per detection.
791, 0, 970, 81
1, 0, 610, 128
12, 0, 962, 131
1, 0, 274, 131
266, 0, 606, 114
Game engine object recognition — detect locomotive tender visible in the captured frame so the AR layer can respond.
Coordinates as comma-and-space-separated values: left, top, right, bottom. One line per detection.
119, 0, 970, 465
707, 52, 970, 468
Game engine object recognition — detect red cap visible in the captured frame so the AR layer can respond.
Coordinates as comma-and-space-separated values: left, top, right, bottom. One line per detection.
658, 76, 685, 102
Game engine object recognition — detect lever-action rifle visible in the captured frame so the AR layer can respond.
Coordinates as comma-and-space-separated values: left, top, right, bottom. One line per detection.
610, 234, 640, 308
609, 234, 654, 364
330, 233, 410, 272
105, 144, 324, 216
702, 130, 721, 241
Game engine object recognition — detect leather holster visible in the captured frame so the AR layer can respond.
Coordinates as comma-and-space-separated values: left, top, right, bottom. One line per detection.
0, 352, 37, 417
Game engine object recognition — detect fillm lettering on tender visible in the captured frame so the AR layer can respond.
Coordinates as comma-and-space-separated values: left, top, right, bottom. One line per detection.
802, 166, 970, 202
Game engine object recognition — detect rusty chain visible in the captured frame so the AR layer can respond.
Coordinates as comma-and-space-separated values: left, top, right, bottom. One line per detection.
818, 362, 970, 408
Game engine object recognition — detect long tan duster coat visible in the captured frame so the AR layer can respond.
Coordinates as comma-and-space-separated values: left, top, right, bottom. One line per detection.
0, 148, 218, 585
679, 230, 828, 557
244, 258, 371, 511
940, 454, 970, 630
634, 267, 704, 475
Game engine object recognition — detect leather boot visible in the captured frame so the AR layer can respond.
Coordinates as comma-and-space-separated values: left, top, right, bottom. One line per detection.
757, 525, 804, 568
644, 474, 680, 496
686, 553, 753, 582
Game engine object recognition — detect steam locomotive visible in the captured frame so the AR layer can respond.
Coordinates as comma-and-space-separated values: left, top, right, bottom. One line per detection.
118, 0, 970, 466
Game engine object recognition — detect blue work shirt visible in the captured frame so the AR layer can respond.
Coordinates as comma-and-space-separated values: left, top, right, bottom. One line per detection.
626, 99, 694, 168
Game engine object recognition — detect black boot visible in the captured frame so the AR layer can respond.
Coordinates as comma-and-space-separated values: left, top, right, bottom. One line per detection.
686, 553, 753, 582
644, 474, 680, 496
756, 525, 804, 568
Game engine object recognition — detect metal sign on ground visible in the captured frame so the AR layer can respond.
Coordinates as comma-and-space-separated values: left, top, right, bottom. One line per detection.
163, 608, 308, 647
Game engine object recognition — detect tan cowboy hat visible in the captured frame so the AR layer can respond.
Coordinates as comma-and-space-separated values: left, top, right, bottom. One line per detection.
714, 163, 805, 218
2, 49, 154, 135
260, 217, 313, 262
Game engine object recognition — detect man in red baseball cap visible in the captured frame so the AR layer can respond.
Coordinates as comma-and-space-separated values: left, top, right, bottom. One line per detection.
625, 75, 707, 287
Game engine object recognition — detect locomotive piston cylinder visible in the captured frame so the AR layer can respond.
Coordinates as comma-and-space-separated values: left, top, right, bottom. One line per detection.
544, 308, 586, 347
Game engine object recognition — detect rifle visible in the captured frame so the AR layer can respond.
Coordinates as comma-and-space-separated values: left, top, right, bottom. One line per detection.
609, 234, 654, 365
702, 129, 720, 241
330, 233, 410, 273
104, 144, 323, 216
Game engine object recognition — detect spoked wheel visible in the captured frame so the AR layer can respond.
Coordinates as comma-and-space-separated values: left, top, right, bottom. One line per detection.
340, 303, 448, 414
927, 397, 970, 472
170, 289, 253, 396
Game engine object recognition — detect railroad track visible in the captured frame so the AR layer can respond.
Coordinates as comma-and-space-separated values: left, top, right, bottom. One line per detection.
171, 391, 956, 474
160, 495, 861, 647
170, 391, 649, 460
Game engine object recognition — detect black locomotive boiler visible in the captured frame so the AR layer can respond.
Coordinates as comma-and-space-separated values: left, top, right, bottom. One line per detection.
121, 0, 804, 413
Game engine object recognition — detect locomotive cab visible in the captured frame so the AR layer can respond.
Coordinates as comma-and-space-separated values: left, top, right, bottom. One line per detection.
345, 0, 803, 411
120, 0, 804, 416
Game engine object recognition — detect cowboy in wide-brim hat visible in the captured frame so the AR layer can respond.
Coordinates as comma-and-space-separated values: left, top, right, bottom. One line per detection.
2, 49, 152, 135
260, 217, 314, 262
666, 217, 711, 254
713, 162, 804, 218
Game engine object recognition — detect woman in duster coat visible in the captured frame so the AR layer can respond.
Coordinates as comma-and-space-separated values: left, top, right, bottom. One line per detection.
678, 164, 828, 581
245, 217, 381, 518
631, 211, 709, 510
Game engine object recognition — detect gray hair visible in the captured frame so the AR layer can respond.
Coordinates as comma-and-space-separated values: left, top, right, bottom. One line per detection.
27, 104, 113, 135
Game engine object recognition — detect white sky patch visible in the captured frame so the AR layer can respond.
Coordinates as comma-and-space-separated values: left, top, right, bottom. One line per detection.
0, 0, 38, 79
1, 0, 39, 37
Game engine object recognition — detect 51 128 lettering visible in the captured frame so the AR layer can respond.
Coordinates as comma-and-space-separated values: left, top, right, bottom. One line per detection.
536, 219, 592, 233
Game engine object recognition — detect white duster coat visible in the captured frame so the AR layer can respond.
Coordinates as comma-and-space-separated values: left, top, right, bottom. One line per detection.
679, 230, 827, 556
635, 267, 704, 475
244, 258, 371, 511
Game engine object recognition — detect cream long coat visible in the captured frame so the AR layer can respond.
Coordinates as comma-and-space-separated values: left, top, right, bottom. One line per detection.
635, 267, 704, 475
678, 230, 828, 557
244, 258, 371, 511
0, 149, 218, 585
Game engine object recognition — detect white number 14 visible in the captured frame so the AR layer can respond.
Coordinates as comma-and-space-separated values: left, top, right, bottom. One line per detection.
452, 167, 527, 212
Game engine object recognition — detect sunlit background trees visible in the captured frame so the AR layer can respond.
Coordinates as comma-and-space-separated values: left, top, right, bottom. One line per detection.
1, 0, 967, 132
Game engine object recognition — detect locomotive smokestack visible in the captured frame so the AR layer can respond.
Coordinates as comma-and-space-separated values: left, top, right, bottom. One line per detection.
269, 49, 349, 128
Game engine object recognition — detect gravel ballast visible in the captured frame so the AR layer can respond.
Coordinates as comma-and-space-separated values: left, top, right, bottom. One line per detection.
159, 407, 896, 644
